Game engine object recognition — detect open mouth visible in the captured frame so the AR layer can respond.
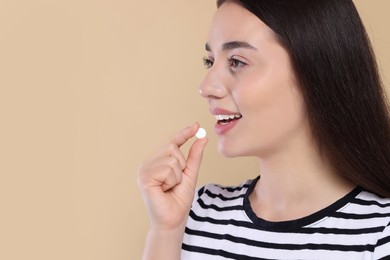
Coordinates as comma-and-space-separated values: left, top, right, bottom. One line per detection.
215, 114, 242, 125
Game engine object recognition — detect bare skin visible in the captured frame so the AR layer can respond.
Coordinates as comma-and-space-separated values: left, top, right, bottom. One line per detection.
137, 123, 208, 260
138, 1, 355, 259
199, 0, 355, 222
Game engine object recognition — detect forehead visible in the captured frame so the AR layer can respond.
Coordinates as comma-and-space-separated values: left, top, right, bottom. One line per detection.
207, 1, 276, 50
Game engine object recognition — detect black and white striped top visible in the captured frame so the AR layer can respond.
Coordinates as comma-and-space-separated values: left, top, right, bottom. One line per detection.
181, 176, 390, 259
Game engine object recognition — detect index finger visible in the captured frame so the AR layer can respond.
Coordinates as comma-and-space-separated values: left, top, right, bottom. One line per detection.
170, 122, 200, 147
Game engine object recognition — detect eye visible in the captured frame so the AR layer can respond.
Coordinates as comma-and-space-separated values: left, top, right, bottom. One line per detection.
202, 57, 214, 69
228, 56, 247, 71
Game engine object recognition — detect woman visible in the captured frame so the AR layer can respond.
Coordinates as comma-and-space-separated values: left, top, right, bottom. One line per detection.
138, 0, 390, 259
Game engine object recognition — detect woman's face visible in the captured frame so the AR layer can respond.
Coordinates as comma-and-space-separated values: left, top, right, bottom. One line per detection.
199, 1, 309, 158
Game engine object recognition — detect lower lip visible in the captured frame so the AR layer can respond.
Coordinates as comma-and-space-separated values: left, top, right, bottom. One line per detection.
214, 119, 240, 135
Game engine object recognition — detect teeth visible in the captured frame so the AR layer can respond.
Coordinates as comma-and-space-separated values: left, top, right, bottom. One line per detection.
215, 114, 242, 121
216, 115, 229, 120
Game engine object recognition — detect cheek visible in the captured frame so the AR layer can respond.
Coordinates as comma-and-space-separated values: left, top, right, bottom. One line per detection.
267, 98, 306, 138
236, 76, 306, 142
269, 85, 304, 123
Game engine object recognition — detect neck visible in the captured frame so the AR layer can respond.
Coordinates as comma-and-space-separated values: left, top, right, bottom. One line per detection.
250, 137, 355, 222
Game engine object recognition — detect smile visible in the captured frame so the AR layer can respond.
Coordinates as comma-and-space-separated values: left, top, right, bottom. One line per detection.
215, 114, 242, 125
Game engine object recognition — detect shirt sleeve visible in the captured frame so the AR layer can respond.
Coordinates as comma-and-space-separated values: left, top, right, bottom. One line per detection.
373, 220, 390, 259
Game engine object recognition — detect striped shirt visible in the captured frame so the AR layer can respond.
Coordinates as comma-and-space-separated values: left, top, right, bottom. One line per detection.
181, 176, 390, 259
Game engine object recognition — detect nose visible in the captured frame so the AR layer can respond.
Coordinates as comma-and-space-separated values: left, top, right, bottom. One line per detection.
198, 66, 227, 100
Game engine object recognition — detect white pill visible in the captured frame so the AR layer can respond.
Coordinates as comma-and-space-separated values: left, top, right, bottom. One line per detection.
196, 128, 207, 139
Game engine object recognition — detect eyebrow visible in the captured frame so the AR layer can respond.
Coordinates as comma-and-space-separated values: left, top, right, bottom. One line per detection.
205, 41, 258, 51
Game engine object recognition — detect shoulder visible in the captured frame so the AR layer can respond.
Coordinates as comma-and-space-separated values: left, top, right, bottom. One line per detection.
195, 177, 256, 203
190, 177, 258, 213
352, 189, 390, 258
346, 188, 390, 225
353, 189, 390, 212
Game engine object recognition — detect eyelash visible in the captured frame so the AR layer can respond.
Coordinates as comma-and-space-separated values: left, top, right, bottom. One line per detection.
202, 57, 214, 69
202, 56, 247, 71
228, 56, 247, 70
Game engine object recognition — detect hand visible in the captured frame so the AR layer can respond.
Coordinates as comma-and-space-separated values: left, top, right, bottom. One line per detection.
137, 122, 208, 230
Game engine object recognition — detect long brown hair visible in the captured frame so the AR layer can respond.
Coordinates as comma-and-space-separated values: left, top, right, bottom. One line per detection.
217, 0, 390, 197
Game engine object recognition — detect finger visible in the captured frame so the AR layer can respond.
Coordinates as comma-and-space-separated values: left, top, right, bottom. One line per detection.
138, 164, 179, 192
184, 137, 208, 181
138, 164, 180, 193
166, 143, 187, 170
148, 144, 187, 170
170, 122, 200, 148
160, 167, 180, 192
142, 156, 184, 187
147, 143, 186, 170
153, 156, 183, 184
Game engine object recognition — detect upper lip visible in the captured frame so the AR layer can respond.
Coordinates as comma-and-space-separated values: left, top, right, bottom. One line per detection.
210, 107, 241, 116
210, 108, 242, 121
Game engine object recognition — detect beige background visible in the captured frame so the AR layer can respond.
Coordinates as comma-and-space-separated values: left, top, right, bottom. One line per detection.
0, 0, 388, 259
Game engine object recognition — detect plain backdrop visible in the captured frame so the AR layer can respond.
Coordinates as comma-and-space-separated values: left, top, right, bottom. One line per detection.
0, 0, 389, 259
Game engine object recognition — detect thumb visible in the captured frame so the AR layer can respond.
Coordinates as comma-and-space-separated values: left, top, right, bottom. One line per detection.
183, 137, 208, 182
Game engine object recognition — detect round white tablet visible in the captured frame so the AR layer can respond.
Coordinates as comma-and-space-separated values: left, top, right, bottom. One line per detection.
196, 128, 207, 139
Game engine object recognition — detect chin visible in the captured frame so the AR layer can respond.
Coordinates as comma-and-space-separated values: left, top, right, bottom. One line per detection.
218, 139, 273, 158
217, 142, 246, 158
